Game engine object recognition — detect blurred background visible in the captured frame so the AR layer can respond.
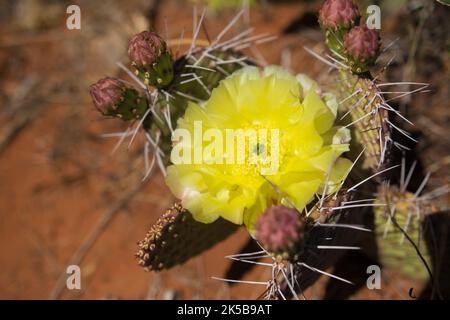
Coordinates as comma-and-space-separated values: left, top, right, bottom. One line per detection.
0, 0, 448, 299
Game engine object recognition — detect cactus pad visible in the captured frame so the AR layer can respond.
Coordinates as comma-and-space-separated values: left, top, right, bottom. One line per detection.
336, 70, 391, 172
374, 185, 432, 280
136, 203, 239, 271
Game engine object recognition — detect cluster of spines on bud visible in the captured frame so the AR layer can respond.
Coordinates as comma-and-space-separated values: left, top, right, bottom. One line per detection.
319, 0, 380, 73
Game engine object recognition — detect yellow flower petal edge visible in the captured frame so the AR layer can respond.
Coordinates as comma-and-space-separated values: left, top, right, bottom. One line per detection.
165, 66, 352, 234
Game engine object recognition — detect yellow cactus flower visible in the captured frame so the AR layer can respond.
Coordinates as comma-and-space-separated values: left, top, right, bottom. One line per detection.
165, 66, 352, 233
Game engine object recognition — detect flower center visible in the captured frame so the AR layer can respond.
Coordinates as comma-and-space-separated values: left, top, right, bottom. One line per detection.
222, 123, 284, 177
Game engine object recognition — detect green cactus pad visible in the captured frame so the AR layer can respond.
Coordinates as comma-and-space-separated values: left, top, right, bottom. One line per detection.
336, 70, 391, 172
99, 87, 148, 121
374, 185, 432, 280
136, 203, 239, 271
134, 51, 174, 88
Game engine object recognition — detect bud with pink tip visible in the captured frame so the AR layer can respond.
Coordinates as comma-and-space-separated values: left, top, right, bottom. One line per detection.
344, 25, 381, 72
90, 77, 123, 113
128, 31, 167, 66
255, 205, 305, 257
319, 0, 360, 30
128, 31, 173, 88
89, 77, 147, 120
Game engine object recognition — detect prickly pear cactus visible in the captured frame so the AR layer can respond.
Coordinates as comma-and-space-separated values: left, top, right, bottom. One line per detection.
88, 0, 448, 300
287, 0, 446, 296
374, 181, 449, 281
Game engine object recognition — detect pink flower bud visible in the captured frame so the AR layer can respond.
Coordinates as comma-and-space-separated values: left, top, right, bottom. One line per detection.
344, 25, 380, 64
319, 0, 360, 30
89, 77, 123, 113
255, 205, 304, 253
128, 31, 167, 67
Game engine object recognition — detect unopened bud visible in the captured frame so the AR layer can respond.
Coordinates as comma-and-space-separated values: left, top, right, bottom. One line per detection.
128, 31, 167, 66
319, 0, 360, 30
344, 25, 381, 72
89, 77, 147, 120
255, 205, 304, 256
90, 77, 123, 113
128, 31, 173, 88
